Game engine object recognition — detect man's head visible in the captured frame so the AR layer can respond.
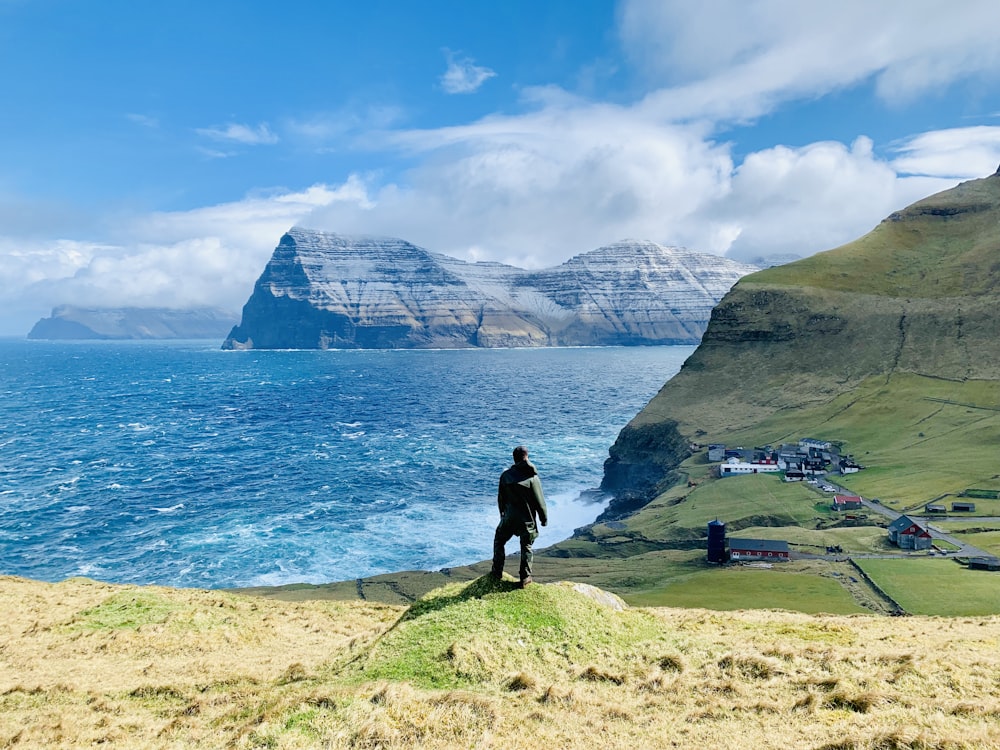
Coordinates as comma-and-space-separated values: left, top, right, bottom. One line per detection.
512, 445, 528, 463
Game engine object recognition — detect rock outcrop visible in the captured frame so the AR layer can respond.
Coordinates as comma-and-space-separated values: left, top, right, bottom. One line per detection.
601, 169, 1000, 500
222, 229, 757, 350
27, 306, 238, 340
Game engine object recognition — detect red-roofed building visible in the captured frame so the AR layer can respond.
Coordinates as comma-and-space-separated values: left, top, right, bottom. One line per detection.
832, 494, 863, 512
887, 515, 933, 551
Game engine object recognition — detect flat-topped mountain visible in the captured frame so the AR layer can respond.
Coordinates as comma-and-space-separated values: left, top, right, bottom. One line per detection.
222, 229, 757, 350
27, 306, 238, 340
602, 168, 1000, 500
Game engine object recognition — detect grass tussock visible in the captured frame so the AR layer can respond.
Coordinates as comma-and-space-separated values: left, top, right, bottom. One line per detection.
3, 574, 1000, 748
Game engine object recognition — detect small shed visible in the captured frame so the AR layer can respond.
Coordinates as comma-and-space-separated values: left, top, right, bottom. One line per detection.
833, 494, 863, 511
924, 503, 947, 514
951, 501, 977, 512
968, 556, 1000, 571
728, 538, 790, 561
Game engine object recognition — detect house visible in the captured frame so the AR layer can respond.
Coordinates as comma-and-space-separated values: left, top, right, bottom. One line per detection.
708, 444, 726, 462
784, 468, 806, 482
887, 515, 933, 551
728, 538, 790, 561
839, 457, 862, 474
800, 438, 831, 452
832, 494, 863, 511
718, 457, 782, 477
951, 501, 976, 512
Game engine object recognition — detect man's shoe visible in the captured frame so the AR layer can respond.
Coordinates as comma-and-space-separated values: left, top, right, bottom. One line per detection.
519, 576, 533, 588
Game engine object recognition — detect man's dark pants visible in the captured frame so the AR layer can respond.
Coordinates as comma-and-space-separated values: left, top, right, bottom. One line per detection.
491, 518, 538, 581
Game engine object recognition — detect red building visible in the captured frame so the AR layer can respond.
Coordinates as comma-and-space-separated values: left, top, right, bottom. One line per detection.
728, 538, 790, 561
832, 494, 863, 511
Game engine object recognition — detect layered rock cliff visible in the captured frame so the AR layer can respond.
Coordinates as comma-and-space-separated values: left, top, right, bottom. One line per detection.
27, 306, 238, 340
222, 229, 757, 350
602, 169, 1000, 499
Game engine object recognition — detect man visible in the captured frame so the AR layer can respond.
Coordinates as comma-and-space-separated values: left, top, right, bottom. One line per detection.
491, 445, 547, 587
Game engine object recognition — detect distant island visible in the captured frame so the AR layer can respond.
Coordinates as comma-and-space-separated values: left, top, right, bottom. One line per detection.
27, 306, 238, 340
222, 228, 758, 350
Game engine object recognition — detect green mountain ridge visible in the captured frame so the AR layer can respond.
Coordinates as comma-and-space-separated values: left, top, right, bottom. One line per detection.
603, 169, 1000, 499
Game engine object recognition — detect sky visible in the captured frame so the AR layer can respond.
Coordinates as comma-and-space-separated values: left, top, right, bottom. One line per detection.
2, 0, 1000, 335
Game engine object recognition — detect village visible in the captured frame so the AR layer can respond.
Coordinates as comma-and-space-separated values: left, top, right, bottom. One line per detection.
705, 437, 1000, 572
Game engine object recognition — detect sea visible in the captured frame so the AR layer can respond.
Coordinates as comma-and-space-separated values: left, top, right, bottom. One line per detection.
0, 340, 694, 589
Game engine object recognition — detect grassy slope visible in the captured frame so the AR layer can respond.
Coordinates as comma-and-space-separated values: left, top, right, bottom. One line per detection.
5, 574, 1000, 749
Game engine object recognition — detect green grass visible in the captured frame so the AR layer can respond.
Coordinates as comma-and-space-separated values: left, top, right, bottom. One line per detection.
854, 558, 1000, 616
624, 567, 867, 614
625, 473, 826, 541
68, 591, 178, 631
731, 524, 889, 554
353, 575, 670, 689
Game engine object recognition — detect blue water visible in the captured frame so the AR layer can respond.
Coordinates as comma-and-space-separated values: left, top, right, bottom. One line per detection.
0, 340, 693, 588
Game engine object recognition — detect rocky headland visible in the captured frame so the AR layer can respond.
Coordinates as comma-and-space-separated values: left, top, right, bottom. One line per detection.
222, 228, 758, 349
28, 306, 238, 340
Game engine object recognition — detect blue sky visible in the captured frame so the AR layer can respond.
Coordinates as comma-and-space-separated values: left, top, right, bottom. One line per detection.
2, 0, 1000, 334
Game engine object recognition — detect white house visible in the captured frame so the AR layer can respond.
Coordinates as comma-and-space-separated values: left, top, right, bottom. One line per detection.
718, 457, 782, 477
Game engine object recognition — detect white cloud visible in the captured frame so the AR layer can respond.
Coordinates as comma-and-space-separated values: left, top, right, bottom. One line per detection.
620, 0, 1000, 121
307, 102, 734, 265
439, 51, 497, 95
195, 122, 279, 145
707, 137, 953, 262
0, 181, 371, 335
890, 126, 1000, 179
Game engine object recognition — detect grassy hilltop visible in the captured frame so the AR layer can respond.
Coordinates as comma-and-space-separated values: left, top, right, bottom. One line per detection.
4, 574, 1000, 749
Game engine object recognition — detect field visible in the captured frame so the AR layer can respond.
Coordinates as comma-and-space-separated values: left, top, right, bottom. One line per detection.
4, 574, 1000, 749
854, 558, 1000, 616
624, 565, 867, 614
938, 523, 1000, 557
731, 524, 888, 554
622, 472, 829, 542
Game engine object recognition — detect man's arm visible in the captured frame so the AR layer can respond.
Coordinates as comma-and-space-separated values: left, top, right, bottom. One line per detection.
532, 477, 548, 526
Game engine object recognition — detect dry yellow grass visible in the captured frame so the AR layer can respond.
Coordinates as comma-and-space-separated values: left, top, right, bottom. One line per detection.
3, 574, 1000, 749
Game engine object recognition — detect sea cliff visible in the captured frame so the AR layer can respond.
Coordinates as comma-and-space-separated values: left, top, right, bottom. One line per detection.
222, 228, 757, 349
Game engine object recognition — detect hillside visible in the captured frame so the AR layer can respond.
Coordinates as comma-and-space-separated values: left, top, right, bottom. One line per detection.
602, 169, 1000, 501
27, 306, 238, 340
3, 574, 1000, 749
